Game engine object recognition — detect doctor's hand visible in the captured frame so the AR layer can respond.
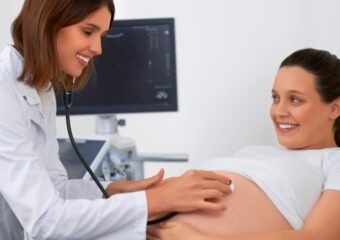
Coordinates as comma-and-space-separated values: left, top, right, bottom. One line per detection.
105, 169, 164, 196
147, 220, 207, 240
146, 170, 232, 219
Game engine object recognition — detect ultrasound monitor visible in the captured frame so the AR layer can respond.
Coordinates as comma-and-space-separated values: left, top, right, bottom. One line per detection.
56, 18, 177, 116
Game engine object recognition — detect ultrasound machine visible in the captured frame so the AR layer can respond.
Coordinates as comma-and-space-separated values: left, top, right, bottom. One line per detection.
56, 18, 187, 182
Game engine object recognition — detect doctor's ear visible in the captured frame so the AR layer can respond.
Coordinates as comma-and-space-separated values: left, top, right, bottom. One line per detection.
329, 97, 340, 120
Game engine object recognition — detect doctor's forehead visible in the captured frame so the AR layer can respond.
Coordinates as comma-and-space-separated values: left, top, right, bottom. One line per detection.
77, 6, 111, 32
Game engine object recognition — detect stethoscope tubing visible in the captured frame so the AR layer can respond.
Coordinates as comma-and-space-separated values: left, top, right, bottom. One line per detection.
62, 82, 177, 225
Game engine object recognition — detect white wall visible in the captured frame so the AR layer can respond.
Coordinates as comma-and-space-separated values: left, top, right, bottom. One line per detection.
2, 0, 340, 177
308, 0, 340, 53
0, 0, 22, 47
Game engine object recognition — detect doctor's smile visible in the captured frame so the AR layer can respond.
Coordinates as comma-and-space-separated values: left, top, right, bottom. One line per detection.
55, 5, 110, 78
76, 54, 90, 66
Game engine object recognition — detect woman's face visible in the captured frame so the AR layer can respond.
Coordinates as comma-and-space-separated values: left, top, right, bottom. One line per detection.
270, 66, 338, 149
55, 5, 111, 77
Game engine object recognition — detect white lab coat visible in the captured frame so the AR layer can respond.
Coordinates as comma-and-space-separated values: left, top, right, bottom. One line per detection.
0, 45, 148, 240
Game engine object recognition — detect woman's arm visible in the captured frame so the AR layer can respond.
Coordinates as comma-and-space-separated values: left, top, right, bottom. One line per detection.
146, 170, 232, 219
148, 190, 340, 240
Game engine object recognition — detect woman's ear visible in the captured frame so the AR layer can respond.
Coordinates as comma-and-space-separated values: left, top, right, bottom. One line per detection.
330, 97, 340, 120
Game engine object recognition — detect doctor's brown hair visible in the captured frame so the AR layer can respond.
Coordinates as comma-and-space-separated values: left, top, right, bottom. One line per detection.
11, 0, 115, 91
280, 48, 340, 146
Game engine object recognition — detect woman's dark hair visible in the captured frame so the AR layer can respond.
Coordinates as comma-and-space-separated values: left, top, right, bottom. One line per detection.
11, 0, 115, 91
280, 48, 340, 146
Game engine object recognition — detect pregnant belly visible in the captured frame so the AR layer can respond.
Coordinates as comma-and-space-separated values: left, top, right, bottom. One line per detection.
172, 171, 293, 236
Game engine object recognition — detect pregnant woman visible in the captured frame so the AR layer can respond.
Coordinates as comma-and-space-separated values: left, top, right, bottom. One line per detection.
148, 48, 340, 240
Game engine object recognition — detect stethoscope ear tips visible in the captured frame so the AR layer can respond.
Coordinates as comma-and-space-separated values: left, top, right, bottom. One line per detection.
62, 77, 77, 110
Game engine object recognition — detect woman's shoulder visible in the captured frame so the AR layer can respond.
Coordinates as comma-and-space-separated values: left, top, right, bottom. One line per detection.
0, 45, 35, 116
0, 45, 23, 82
322, 148, 340, 165
235, 145, 340, 157
0, 45, 35, 99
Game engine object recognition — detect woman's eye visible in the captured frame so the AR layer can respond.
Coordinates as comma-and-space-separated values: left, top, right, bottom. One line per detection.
271, 95, 279, 103
83, 30, 92, 36
290, 96, 302, 103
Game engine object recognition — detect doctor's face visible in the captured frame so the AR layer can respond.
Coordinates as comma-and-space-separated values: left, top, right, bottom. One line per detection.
55, 6, 111, 77
270, 66, 337, 149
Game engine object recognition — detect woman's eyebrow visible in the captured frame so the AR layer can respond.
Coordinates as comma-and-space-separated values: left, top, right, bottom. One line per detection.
272, 89, 306, 95
286, 90, 306, 96
84, 23, 101, 30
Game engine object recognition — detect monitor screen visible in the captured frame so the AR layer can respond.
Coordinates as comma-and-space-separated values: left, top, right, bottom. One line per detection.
56, 18, 177, 115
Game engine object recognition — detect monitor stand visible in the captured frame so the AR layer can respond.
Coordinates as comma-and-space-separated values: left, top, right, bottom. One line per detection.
95, 114, 124, 135
93, 115, 189, 180
93, 114, 143, 180
59, 115, 188, 181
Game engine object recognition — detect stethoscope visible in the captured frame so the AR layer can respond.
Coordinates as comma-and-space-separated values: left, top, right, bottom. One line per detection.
62, 77, 177, 225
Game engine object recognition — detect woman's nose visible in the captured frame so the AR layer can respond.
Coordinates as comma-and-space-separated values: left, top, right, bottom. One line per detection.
89, 37, 102, 55
274, 102, 290, 117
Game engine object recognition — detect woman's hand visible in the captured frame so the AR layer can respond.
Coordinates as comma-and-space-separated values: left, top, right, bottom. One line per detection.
146, 170, 232, 219
147, 221, 207, 240
105, 169, 164, 196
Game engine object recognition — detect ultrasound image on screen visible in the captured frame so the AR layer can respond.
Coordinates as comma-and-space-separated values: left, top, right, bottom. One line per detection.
57, 18, 177, 115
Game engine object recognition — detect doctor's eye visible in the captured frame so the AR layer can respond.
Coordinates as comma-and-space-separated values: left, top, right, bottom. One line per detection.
83, 31, 92, 36
82, 29, 93, 36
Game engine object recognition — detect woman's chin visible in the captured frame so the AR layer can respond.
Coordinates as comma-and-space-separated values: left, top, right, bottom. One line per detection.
62, 67, 84, 78
65, 72, 81, 78
278, 139, 302, 150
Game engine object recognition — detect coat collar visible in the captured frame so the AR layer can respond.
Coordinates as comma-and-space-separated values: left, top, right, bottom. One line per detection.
2, 45, 42, 107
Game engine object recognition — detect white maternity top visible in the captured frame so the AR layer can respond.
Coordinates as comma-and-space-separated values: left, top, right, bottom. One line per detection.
197, 145, 340, 229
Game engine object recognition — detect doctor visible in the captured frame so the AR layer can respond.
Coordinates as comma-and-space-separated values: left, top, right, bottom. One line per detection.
0, 0, 232, 239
